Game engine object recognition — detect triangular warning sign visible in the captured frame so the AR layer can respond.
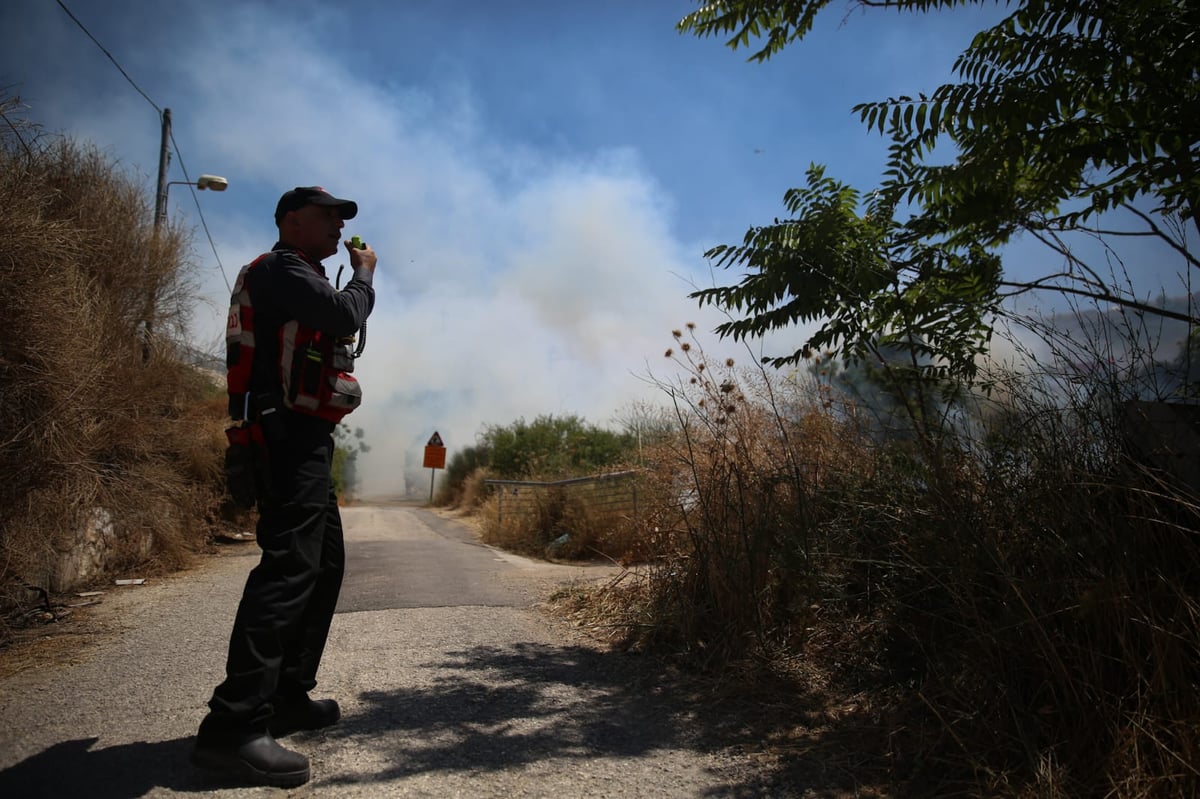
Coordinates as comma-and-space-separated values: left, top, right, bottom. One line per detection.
427, 431, 444, 447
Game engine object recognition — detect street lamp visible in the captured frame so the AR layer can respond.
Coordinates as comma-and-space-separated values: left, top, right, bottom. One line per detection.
155, 174, 230, 231
152, 108, 230, 230
195, 174, 229, 192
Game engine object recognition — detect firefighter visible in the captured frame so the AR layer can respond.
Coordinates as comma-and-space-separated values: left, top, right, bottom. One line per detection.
193, 187, 376, 787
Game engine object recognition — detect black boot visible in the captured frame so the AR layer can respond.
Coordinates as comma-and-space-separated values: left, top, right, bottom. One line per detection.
192, 716, 310, 787
269, 695, 341, 738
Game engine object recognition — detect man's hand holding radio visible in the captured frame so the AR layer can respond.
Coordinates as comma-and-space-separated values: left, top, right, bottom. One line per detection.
345, 236, 377, 274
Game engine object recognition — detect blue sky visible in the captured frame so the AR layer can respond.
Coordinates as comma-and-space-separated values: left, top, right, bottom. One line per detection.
4, 0, 1189, 495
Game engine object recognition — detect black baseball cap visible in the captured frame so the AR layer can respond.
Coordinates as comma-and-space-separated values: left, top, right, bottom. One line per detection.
274, 186, 358, 225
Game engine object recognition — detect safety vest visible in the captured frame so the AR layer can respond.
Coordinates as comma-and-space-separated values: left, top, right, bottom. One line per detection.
226, 253, 362, 423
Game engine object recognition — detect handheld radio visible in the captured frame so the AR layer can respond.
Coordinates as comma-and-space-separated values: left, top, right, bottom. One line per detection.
338, 236, 368, 358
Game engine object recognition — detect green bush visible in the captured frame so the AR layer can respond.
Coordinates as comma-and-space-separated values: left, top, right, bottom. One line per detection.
482, 414, 634, 479
434, 444, 492, 506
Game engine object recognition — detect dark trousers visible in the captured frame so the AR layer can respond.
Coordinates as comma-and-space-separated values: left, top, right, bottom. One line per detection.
206, 409, 345, 730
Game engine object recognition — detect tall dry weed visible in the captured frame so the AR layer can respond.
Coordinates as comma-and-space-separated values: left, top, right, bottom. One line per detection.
0, 102, 229, 624
476, 471, 647, 562
619, 328, 866, 664
592, 324, 1200, 796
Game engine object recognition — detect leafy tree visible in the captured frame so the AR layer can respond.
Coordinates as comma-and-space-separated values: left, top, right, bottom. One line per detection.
481, 414, 634, 479
679, 0, 1199, 382
441, 443, 492, 497
332, 424, 369, 498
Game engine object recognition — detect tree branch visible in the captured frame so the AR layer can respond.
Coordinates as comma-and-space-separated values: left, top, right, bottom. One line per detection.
1118, 202, 1200, 270
1024, 225, 1112, 292
998, 279, 1197, 325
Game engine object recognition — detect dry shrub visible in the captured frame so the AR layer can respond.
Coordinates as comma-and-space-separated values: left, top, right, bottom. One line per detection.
583, 480, 650, 565
476, 473, 646, 562
478, 482, 566, 556
457, 467, 491, 510
0, 104, 229, 622
587, 327, 1200, 796
478, 489, 534, 555
549, 489, 621, 561
616, 334, 864, 666
546, 474, 648, 562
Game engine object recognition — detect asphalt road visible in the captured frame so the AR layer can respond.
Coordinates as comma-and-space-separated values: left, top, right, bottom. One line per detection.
0, 504, 784, 798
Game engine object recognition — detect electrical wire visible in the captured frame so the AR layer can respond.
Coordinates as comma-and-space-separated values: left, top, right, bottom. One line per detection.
54, 0, 161, 114
55, 0, 232, 295
170, 129, 232, 294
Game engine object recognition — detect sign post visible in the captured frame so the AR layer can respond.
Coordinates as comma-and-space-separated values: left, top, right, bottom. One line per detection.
422, 431, 446, 503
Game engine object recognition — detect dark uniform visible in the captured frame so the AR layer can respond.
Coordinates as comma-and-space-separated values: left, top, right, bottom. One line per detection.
194, 197, 374, 787
208, 244, 374, 726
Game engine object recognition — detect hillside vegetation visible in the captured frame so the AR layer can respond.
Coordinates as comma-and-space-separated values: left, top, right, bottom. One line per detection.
0, 98, 230, 631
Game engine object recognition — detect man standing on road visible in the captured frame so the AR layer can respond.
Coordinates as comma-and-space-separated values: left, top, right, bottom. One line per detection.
192, 186, 377, 788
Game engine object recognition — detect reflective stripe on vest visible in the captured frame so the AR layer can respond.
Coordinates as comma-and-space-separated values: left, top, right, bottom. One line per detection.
226, 252, 361, 423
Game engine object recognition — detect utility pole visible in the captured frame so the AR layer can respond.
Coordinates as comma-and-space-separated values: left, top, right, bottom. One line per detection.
154, 108, 171, 231
144, 108, 171, 360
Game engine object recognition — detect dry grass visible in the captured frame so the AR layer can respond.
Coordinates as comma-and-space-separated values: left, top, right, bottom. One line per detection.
475, 473, 648, 562
0, 100, 231, 638
548, 327, 1200, 797
456, 467, 492, 511
478, 489, 544, 556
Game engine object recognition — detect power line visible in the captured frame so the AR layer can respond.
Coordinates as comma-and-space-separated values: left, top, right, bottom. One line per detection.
169, 129, 232, 294
54, 0, 161, 114
55, 0, 232, 296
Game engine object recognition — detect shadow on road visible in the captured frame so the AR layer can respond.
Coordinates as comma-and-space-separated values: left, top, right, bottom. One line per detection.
0, 735, 258, 797
0, 644, 878, 797
319, 641, 871, 797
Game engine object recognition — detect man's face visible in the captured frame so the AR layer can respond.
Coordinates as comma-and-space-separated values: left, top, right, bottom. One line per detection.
282, 203, 345, 260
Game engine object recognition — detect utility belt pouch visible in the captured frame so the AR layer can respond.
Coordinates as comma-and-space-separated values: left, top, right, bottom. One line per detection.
327, 372, 362, 415
280, 323, 362, 423
332, 340, 356, 373
224, 421, 267, 510
283, 343, 361, 422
